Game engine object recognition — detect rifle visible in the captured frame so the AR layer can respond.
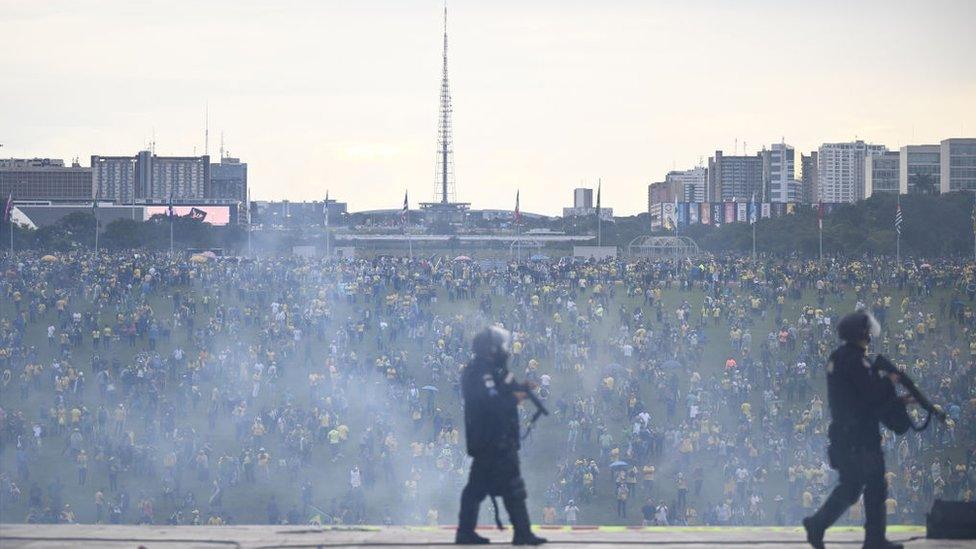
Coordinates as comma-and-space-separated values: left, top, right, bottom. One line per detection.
511, 380, 549, 440
871, 354, 948, 433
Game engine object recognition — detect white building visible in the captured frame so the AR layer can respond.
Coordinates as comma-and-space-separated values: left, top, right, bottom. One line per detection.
864, 151, 900, 195
817, 141, 887, 203
939, 138, 976, 193
899, 145, 940, 194
762, 143, 795, 203
573, 188, 593, 209
665, 167, 707, 203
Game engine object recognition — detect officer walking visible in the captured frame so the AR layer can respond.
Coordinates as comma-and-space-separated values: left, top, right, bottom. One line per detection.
456, 326, 547, 546
803, 311, 906, 549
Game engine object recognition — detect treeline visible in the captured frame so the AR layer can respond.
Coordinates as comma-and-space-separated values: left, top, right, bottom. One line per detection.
3, 192, 972, 257
3, 213, 245, 253
591, 192, 973, 258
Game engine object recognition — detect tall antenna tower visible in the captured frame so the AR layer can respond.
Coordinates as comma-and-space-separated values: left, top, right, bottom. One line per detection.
421, 2, 469, 225
435, 3, 455, 204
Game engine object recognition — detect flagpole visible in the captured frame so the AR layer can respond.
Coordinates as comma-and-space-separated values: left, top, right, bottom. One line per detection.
324, 191, 330, 260
819, 222, 823, 263
597, 178, 602, 247
246, 188, 252, 257
752, 222, 756, 262
896, 194, 901, 266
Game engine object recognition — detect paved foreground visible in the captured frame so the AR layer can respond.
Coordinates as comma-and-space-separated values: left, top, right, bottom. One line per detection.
0, 524, 968, 548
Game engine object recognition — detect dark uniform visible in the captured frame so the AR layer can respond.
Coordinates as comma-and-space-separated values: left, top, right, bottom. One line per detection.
456, 327, 545, 546
804, 312, 902, 549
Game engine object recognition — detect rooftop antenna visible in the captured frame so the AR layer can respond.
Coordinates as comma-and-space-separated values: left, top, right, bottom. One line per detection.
734, 138, 738, 155
151, 127, 156, 154
220, 131, 225, 161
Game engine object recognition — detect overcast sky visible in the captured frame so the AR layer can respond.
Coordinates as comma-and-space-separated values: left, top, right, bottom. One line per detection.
2, 0, 975, 215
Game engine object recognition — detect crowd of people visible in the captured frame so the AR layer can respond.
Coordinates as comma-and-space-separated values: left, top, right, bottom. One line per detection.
0, 250, 973, 526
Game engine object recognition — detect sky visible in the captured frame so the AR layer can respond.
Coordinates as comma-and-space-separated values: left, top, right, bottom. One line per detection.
2, 0, 975, 215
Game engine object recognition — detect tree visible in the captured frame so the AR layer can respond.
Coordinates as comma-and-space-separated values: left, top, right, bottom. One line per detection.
910, 172, 937, 195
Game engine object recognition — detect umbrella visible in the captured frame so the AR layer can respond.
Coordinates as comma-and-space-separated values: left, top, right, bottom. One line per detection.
610, 460, 629, 469
202, 251, 218, 259
454, 255, 472, 261
190, 254, 209, 263
530, 254, 550, 262
421, 385, 439, 393
41, 255, 58, 262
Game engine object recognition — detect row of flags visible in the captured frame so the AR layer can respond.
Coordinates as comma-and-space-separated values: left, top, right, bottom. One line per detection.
658, 199, 806, 228
657, 195, 916, 240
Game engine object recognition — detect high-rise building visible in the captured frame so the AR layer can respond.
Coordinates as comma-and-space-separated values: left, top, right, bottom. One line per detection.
573, 188, 593, 209
939, 138, 976, 193
817, 141, 886, 203
148, 155, 209, 200
666, 167, 707, 203
92, 151, 210, 203
899, 145, 940, 194
865, 151, 900, 195
0, 158, 92, 202
564, 187, 611, 219
707, 151, 763, 202
800, 152, 818, 205
210, 157, 247, 202
761, 143, 795, 203
92, 152, 145, 203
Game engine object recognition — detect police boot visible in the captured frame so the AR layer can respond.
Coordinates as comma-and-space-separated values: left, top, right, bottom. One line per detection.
506, 498, 546, 546
454, 530, 490, 545
802, 516, 825, 549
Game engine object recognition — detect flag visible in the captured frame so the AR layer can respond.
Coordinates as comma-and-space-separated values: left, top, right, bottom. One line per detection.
817, 200, 824, 230
167, 193, 175, 219
595, 181, 601, 220
323, 190, 329, 228
3, 192, 12, 222
188, 207, 208, 221
749, 193, 757, 224
401, 190, 408, 226
514, 190, 521, 225
895, 202, 903, 236
673, 195, 679, 232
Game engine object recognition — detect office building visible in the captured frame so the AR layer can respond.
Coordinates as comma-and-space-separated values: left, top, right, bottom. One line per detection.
817, 141, 886, 203
899, 145, 940, 194
666, 167, 707, 203
865, 151, 900, 195
573, 188, 593, 209
92, 151, 210, 203
761, 143, 795, 203
800, 152, 818, 205
939, 138, 976, 193
707, 151, 763, 202
210, 157, 247, 202
148, 155, 209, 200
0, 158, 92, 202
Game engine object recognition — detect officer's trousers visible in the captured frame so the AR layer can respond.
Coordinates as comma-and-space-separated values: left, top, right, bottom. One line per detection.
809, 445, 887, 544
458, 453, 532, 537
